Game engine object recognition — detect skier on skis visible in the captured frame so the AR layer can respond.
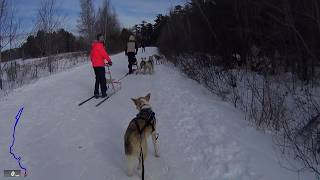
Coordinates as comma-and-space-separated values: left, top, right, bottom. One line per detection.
125, 35, 138, 74
90, 33, 112, 98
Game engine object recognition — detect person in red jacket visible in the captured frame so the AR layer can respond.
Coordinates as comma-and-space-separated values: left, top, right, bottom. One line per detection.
90, 33, 112, 98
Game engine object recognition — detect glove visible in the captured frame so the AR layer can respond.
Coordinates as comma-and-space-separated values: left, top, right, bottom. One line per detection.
108, 61, 112, 66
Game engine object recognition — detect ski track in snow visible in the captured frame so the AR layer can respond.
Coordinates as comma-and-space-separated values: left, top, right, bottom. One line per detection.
0, 47, 314, 180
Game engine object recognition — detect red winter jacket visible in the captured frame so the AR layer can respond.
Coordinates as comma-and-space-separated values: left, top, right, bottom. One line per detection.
90, 41, 111, 67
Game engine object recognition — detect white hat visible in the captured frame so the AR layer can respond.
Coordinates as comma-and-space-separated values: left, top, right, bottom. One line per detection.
129, 35, 135, 41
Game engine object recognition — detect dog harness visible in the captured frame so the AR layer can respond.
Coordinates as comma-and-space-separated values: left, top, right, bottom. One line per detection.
133, 108, 157, 180
133, 108, 156, 134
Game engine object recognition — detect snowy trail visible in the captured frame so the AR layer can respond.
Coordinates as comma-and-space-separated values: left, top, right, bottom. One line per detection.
0, 47, 313, 180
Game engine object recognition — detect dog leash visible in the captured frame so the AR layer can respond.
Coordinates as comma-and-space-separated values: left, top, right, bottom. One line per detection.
140, 137, 145, 180
133, 109, 159, 180
118, 72, 130, 82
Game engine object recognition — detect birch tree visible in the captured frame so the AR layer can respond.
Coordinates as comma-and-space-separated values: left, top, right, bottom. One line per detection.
77, 0, 96, 45
0, 0, 18, 89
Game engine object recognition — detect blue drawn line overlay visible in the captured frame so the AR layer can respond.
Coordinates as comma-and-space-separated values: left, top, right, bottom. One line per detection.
9, 107, 27, 177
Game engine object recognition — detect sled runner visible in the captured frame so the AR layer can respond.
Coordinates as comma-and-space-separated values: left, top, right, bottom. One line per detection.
78, 66, 128, 107
95, 65, 121, 106
105, 78, 122, 91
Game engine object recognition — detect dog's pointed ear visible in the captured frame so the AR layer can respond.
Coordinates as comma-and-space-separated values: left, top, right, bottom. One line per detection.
145, 93, 151, 102
131, 98, 138, 106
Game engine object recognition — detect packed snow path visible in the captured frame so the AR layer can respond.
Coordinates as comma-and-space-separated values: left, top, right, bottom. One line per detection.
0, 47, 313, 180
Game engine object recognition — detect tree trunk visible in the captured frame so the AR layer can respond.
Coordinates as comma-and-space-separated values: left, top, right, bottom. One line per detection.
0, 45, 3, 90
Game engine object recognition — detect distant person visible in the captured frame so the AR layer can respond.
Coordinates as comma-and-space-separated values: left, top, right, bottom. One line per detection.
90, 33, 112, 98
141, 40, 146, 53
125, 35, 138, 74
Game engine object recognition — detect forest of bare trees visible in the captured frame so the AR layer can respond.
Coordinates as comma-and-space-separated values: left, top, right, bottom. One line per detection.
0, 0, 19, 89
156, 0, 320, 82
0, 0, 132, 93
77, 0, 129, 53
0, 0, 89, 94
1, 0, 86, 61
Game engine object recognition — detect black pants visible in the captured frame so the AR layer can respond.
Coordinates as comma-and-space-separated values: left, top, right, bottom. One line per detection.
127, 52, 137, 73
93, 67, 107, 95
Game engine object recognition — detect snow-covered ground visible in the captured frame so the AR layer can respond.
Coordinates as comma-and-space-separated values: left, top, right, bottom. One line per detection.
0, 47, 314, 180
0, 52, 86, 66
0, 52, 87, 97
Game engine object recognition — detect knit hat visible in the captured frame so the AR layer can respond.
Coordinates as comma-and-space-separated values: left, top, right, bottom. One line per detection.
129, 35, 135, 41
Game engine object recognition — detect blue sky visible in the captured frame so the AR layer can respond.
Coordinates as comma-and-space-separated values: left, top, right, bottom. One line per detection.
12, 0, 186, 35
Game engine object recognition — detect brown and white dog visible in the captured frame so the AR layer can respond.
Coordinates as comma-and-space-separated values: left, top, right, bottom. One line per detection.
124, 93, 160, 176
138, 57, 154, 74
153, 54, 165, 64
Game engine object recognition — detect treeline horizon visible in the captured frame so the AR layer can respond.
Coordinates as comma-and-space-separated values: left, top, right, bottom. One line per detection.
2, 0, 320, 78
1, 0, 138, 62
131, 0, 318, 77
1, 0, 170, 63
1, 29, 87, 61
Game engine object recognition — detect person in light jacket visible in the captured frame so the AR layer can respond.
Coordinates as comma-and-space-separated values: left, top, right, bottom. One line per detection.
125, 35, 138, 74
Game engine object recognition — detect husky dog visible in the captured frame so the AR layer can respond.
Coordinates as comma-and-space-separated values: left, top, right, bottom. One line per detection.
148, 56, 154, 66
153, 54, 164, 64
131, 57, 139, 73
139, 57, 154, 74
124, 93, 160, 176
140, 57, 147, 71
136, 57, 146, 74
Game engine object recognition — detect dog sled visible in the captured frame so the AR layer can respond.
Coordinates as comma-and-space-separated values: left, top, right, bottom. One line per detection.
105, 71, 122, 91
94, 65, 123, 107
78, 66, 128, 107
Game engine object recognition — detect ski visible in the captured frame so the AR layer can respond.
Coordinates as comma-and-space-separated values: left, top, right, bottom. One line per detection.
80, 72, 127, 107
78, 96, 95, 106
95, 91, 117, 107
118, 72, 130, 82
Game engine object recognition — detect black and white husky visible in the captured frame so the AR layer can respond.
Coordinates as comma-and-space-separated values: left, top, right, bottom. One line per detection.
138, 57, 154, 74
124, 93, 160, 176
